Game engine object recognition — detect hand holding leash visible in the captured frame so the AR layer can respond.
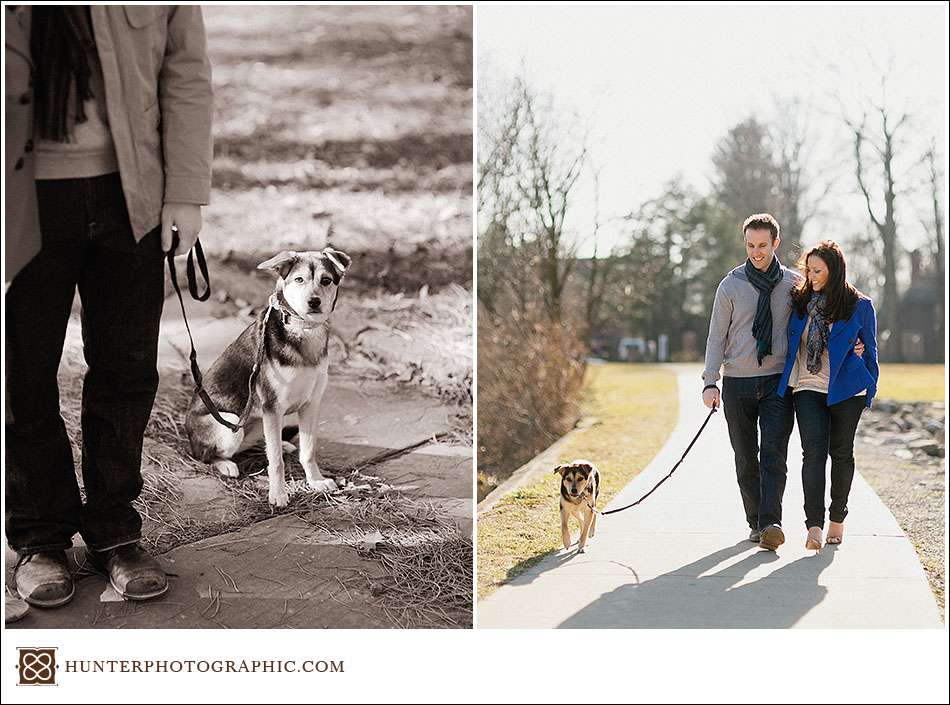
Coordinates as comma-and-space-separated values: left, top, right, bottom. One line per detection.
702, 384, 720, 410
161, 203, 202, 255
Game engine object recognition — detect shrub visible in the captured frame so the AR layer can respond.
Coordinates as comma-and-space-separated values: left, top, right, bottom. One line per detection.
477, 305, 587, 500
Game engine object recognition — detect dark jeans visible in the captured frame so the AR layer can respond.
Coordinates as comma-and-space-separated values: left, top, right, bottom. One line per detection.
5, 172, 165, 554
793, 390, 866, 529
721, 374, 795, 531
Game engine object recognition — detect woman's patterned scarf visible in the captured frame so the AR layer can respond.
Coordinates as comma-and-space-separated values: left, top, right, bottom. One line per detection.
805, 291, 831, 374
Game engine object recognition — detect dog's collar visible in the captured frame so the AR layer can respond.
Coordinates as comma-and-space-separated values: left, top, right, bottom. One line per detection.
268, 293, 326, 331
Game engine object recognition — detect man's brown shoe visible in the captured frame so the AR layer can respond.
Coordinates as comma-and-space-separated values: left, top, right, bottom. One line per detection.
88, 544, 168, 601
758, 524, 785, 551
14, 551, 74, 608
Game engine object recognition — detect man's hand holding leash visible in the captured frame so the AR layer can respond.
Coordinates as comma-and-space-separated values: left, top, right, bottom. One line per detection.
702, 384, 720, 410
161, 202, 203, 255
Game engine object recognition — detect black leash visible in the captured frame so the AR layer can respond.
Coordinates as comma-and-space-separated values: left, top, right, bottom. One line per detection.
594, 406, 718, 516
166, 232, 256, 433
166, 238, 345, 434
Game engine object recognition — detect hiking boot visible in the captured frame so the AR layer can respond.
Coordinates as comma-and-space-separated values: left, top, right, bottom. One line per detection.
87, 544, 168, 601
749, 528, 761, 543
758, 524, 785, 551
13, 551, 74, 608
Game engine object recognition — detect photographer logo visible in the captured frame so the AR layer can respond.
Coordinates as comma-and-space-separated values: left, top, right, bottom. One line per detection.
17, 648, 57, 686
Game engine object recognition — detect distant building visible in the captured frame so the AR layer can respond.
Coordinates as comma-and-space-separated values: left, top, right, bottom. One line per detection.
895, 250, 944, 362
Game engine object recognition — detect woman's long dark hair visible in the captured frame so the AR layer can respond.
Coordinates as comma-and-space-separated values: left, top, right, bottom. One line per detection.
790, 240, 861, 321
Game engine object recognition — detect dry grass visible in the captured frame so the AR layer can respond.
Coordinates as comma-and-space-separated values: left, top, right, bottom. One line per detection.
342, 284, 473, 443
201, 5, 472, 256
302, 495, 472, 628
52, 321, 471, 626
877, 364, 945, 402
477, 308, 587, 499
477, 364, 678, 599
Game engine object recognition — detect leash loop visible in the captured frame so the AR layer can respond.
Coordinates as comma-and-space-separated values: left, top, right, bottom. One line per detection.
185, 238, 211, 301
166, 232, 243, 432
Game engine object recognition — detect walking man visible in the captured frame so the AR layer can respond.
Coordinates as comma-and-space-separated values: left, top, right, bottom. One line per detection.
701, 214, 799, 551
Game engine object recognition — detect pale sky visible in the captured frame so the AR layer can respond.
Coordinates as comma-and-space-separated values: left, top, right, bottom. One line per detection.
478, 3, 949, 259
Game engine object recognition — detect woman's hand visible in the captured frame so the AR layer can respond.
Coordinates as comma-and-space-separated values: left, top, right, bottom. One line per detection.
854, 339, 866, 357
161, 202, 203, 255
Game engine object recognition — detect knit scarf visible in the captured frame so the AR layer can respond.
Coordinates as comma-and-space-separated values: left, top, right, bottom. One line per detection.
30, 6, 97, 142
744, 255, 783, 365
805, 291, 831, 374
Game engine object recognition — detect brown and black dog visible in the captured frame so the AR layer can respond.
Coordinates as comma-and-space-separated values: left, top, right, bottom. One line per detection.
185, 248, 350, 508
554, 459, 600, 553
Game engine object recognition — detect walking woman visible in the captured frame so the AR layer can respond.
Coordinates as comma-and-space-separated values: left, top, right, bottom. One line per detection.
777, 240, 879, 550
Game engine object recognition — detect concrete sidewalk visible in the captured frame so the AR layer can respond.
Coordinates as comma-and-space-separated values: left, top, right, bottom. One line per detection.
6, 301, 472, 628
478, 365, 941, 628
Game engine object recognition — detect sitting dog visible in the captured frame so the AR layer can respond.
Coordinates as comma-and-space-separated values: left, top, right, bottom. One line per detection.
554, 459, 600, 553
185, 248, 350, 508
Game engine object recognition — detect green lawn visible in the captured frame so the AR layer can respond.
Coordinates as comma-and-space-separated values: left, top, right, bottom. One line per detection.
477, 364, 678, 599
877, 364, 945, 402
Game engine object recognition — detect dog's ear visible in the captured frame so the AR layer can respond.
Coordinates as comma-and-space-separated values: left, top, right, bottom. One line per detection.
553, 464, 567, 476
258, 251, 300, 280
323, 248, 351, 283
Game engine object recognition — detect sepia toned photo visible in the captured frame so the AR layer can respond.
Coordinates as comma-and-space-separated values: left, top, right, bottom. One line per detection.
4, 4, 473, 629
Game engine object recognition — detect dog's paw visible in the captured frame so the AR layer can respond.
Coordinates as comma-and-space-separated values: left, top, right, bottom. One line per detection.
281, 440, 297, 453
213, 460, 240, 478
268, 485, 289, 508
307, 477, 338, 493
577, 546, 587, 554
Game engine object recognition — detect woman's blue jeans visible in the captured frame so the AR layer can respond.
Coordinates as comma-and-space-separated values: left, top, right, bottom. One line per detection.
793, 390, 866, 529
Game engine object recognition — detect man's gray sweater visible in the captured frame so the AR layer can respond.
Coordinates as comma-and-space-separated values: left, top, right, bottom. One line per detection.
702, 262, 802, 386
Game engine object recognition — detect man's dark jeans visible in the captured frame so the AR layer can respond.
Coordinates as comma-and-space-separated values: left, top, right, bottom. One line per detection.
721, 374, 795, 531
5, 172, 165, 554
793, 390, 866, 529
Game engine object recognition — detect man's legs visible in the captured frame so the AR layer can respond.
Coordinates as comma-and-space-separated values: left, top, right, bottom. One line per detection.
721, 376, 761, 531
74, 173, 165, 551
757, 374, 795, 531
5, 179, 87, 555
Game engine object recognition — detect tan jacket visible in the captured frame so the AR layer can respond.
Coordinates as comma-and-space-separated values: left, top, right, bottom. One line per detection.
5, 6, 41, 284
91, 5, 214, 238
4, 5, 213, 284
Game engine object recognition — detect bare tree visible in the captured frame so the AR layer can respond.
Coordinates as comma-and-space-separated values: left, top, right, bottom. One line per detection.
477, 75, 587, 323
845, 102, 909, 360
477, 76, 532, 317
771, 97, 833, 261
583, 167, 620, 334
923, 143, 945, 356
515, 78, 586, 322
924, 144, 945, 285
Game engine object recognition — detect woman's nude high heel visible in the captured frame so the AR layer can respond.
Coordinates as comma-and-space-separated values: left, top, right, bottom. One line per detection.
826, 521, 844, 545
805, 526, 823, 551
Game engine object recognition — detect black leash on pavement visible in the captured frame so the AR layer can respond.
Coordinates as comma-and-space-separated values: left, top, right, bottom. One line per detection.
593, 406, 719, 516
